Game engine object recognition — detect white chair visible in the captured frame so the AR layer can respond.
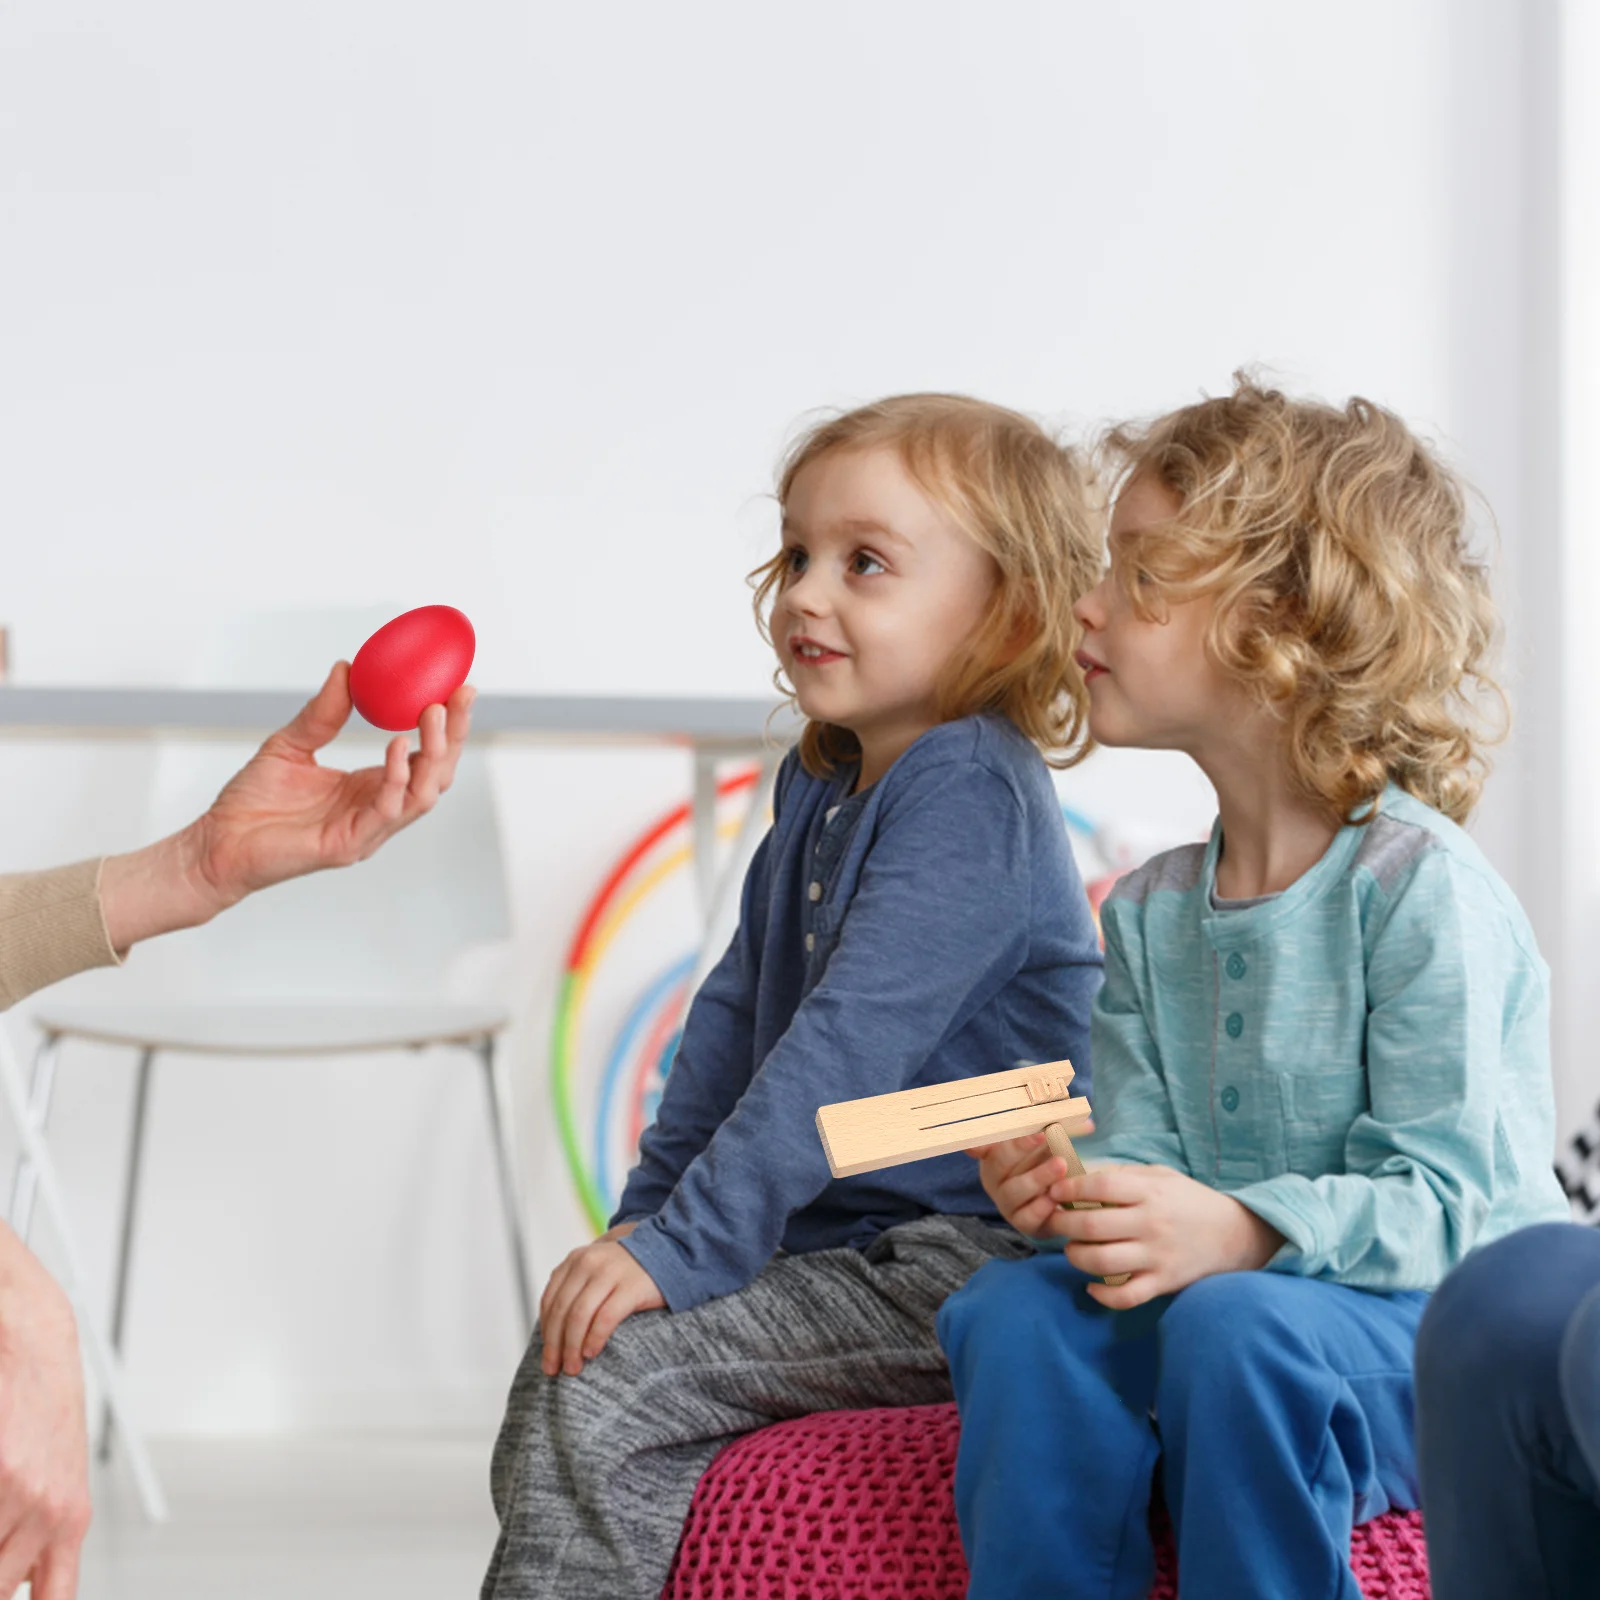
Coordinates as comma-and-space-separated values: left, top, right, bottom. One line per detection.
8, 611, 533, 1461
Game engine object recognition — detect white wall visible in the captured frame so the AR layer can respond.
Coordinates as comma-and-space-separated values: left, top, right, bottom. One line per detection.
0, 0, 1563, 1434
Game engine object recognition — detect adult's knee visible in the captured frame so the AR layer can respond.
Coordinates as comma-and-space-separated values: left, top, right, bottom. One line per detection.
1418, 1224, 1600, 1408
1560, 1278, 1600, 1479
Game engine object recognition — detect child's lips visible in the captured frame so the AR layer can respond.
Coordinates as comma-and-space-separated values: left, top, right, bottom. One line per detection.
790, 637, 847, 667
1076, 650, 1108, 682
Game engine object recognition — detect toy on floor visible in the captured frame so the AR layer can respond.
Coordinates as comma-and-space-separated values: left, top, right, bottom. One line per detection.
349, 605, 476, 731
817, 1060, 1130, 1286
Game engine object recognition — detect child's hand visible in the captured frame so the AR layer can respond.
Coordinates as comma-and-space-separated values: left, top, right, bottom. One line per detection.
539, 1223, 665, 1378
1047, 1165, 1284, 1309
966, 1131, 1089, 1239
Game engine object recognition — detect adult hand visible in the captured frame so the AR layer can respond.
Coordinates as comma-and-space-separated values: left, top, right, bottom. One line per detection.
99, 663, 474, 951
538, 1223, 664, 1379
0, 1224, 91, 1600
1047, 1164, 1284, 1309
193, 660, 473, 907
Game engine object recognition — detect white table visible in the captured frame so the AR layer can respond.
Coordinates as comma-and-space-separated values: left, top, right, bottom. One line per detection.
0, 686, 798, 1522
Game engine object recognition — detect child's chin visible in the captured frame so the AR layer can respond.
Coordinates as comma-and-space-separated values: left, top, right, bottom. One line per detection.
795, 693, 846, 726
1087, 717, 1137, 749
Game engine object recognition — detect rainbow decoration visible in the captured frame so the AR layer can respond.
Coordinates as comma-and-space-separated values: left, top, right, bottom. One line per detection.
552, 771, 1125, 1235
551, 768, 763, 1233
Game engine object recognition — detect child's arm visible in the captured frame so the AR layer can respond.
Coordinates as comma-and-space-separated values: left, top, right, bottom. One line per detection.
1027, 894, 1283, 1307
1224, 853, 1557, 1290
608, 826, 774, 1227
619, 759, 1101, 1312
1080, 902, 1189, 1172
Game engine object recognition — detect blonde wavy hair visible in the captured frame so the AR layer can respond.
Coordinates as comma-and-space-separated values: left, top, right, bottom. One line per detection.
1102, 374, 1505, 825
750, 393, 1102, 778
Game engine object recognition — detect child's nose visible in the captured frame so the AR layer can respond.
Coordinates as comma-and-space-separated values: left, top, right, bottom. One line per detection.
783, 566, 830, 617
1073, 578, 1107, 630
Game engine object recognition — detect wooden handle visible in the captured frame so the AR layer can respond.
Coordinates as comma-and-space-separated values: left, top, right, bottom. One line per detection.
1044, 1122, 1131, 1288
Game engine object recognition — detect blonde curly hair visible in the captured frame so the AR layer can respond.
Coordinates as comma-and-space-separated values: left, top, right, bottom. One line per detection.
750, 393, 1102, 778
1101, 374, 1505, 825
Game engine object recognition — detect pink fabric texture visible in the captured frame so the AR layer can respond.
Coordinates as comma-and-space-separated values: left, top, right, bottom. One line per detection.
662, 1404, 1432, 1599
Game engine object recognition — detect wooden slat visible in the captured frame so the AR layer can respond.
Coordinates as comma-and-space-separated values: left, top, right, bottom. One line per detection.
816, 1060, 1088, 1177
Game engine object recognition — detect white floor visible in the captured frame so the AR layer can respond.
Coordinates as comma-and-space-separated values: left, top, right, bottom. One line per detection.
78, 1434, 500, 1600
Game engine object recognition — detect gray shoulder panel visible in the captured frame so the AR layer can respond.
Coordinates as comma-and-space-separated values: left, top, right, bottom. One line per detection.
1350, 812, 1440, 894
1108, 842, 1207, 906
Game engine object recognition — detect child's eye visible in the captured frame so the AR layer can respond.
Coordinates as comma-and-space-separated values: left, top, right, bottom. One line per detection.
783, 546, 809, 577
849, 550, 886, 577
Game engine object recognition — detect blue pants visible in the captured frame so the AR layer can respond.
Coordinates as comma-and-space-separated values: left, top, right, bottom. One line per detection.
937, 1254, 1427, 1600
1415, 1221, 1600, 1600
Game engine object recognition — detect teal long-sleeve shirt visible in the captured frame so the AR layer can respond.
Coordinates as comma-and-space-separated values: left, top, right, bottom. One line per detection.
1080, 785, 1569, 1291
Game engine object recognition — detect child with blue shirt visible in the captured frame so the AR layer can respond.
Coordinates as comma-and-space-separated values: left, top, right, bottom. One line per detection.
482, 394, 1107, 1600
938, 376, 1570, 1600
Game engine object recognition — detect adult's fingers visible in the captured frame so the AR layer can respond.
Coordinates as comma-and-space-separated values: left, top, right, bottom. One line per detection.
32, 1528, 84, 1600
446, 682, 476, 745
273, 663, 353, 756
339, 739, 412, 863
404, 755, 445, 821
0, 1516, 46, 1600
431, 686, 474, 793
403, 686, 473, 816
396, 705, 448, 821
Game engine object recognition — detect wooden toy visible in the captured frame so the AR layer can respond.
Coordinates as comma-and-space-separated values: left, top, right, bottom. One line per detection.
349, 605, 476, 732
816, 1059, 1130, 1287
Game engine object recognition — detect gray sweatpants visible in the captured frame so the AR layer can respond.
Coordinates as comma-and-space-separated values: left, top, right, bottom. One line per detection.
481, 1213, 1028, 1600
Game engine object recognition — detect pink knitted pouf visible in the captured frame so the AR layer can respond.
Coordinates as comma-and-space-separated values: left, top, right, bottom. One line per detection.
662, 1403, 1432, 1599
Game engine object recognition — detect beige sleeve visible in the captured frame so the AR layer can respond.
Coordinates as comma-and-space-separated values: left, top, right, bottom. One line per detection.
0, 860, 122, 1012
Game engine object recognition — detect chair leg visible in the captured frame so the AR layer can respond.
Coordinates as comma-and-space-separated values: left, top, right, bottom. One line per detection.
101, 1046, 156, 1462
478, 1037, 534, 1340
8, 1031, 62, 1242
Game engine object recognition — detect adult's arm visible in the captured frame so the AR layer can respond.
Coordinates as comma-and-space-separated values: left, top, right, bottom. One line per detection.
0, 661, 472, 1011
0, 861, 119, 1013
97, 661, 473, 952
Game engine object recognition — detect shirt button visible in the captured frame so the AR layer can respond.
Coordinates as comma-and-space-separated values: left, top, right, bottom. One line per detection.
1225, 1012, 1244, 1039
805, 933, 816, 953
1225, 952, 1247, 980
1221, 1086, 1240, 1113
809, 881, 822, 902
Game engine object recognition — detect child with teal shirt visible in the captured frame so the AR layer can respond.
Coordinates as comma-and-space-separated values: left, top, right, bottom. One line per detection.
937, 376, 1569, 1600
